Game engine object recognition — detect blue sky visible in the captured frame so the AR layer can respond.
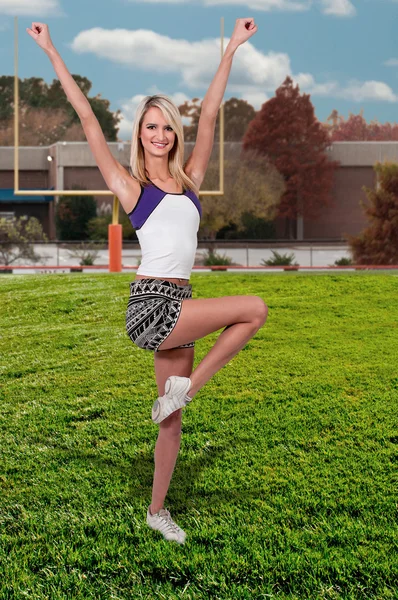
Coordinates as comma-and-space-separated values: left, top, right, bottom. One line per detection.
0, 0, 397, 140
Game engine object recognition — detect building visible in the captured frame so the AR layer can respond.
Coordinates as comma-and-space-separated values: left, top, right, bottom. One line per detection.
1, 141, 398, 240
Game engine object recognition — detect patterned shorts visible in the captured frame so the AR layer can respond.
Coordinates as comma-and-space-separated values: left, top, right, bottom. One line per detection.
126, 278, 194, 352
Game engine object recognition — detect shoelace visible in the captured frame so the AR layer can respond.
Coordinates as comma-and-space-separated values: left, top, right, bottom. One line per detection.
158, 509, 182, 533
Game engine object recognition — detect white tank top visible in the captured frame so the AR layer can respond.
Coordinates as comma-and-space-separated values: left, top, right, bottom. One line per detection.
127, 182, 202, 280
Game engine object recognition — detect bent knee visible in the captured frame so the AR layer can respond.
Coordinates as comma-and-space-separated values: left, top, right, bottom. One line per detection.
160, 409, 182, 435
252, 296, 268, 326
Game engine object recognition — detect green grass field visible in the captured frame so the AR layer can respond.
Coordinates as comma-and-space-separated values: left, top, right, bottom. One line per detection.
0, 273, 397, 600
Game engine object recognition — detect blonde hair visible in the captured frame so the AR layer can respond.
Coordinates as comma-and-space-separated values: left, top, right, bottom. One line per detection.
130, 94, 197, 194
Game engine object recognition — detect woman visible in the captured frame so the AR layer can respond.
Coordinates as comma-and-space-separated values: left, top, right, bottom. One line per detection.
28, 18, 268, 545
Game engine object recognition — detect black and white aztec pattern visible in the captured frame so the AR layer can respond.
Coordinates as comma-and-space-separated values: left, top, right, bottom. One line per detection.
126, 278, 194, 352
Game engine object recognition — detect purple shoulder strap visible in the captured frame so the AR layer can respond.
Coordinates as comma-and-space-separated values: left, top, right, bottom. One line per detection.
128, 185, 202, 230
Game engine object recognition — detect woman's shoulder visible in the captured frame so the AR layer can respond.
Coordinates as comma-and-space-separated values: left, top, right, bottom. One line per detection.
117, 173, 143, 214
182, 170, 200, 198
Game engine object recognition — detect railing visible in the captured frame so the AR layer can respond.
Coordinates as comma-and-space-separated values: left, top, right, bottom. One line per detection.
0, 238, 360, 270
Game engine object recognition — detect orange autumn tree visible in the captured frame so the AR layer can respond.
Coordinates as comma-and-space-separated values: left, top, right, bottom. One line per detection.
243, 77, 338, 238
348, 162, 398, 264
327, 109, 398, 141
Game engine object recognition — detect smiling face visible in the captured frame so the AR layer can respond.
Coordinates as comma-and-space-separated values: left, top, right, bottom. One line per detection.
139, 106, 176, 158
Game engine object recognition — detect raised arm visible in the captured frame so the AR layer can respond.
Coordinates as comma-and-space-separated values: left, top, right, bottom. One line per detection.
26, 23, 139, 209
184, 18, 257, 189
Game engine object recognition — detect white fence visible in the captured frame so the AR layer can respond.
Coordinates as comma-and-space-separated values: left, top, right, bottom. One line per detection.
2, 242, 352, 269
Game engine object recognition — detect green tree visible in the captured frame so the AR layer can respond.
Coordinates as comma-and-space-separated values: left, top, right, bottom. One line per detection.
348, 162, 398, 264
0, 75, 120, 144
87, 212, 138, 241
0, 106, 87, 146
179, 97, 256, 142
0, 76, 14, 120
56, 188, 97, 240
217, 212, 276, 240
199, 151, 285, 240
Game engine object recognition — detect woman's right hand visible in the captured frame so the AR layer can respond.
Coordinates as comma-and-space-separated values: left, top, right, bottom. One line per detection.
26, 23, 54, 53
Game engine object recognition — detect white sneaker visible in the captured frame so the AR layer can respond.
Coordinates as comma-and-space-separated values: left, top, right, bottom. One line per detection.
146, 507, 186, 544
152, 376, 192, 424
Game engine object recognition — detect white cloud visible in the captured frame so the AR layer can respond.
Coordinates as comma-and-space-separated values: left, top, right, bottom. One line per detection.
384, 58, 398, 67
293, 73, 397, 102
320, 0, 356, 16
71, 28, 201, 76
126, 0, 310, 10
337, 81, 397, 102
126, 0, 356, 16
294, 73, 338, 95
70, 28, 294, 92
118, 90, 190, 140
71, 27, 397, 114
0, 0, 62, 16
204, 0, 309, 10
240, 91, 269, 109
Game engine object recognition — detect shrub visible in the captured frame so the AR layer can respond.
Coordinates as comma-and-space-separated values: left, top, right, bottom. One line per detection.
217, 212, 276, 240
334, 257, 353, 266
66, 242, 101, 266
262, 250, 299, 266
203, 249, 233, 266
87, 215, 111, 241
0, 215, 47, 265
87, 213, 138, 241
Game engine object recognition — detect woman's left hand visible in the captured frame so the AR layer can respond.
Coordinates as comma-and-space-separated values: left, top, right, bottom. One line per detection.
229, 18, 258, 48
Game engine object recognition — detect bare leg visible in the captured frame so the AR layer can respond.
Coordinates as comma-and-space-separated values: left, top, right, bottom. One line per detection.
189, 320, 263, 397
149, 295, 268, 513
149, 346, 194, 514
157, 295, 269, 398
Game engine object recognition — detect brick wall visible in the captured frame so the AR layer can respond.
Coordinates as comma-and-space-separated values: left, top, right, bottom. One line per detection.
63, 167, 113, 212
60, 164, 379, 239
304, 166, 375, 239
0, 170, 49, 188
0, 147, 386, 240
